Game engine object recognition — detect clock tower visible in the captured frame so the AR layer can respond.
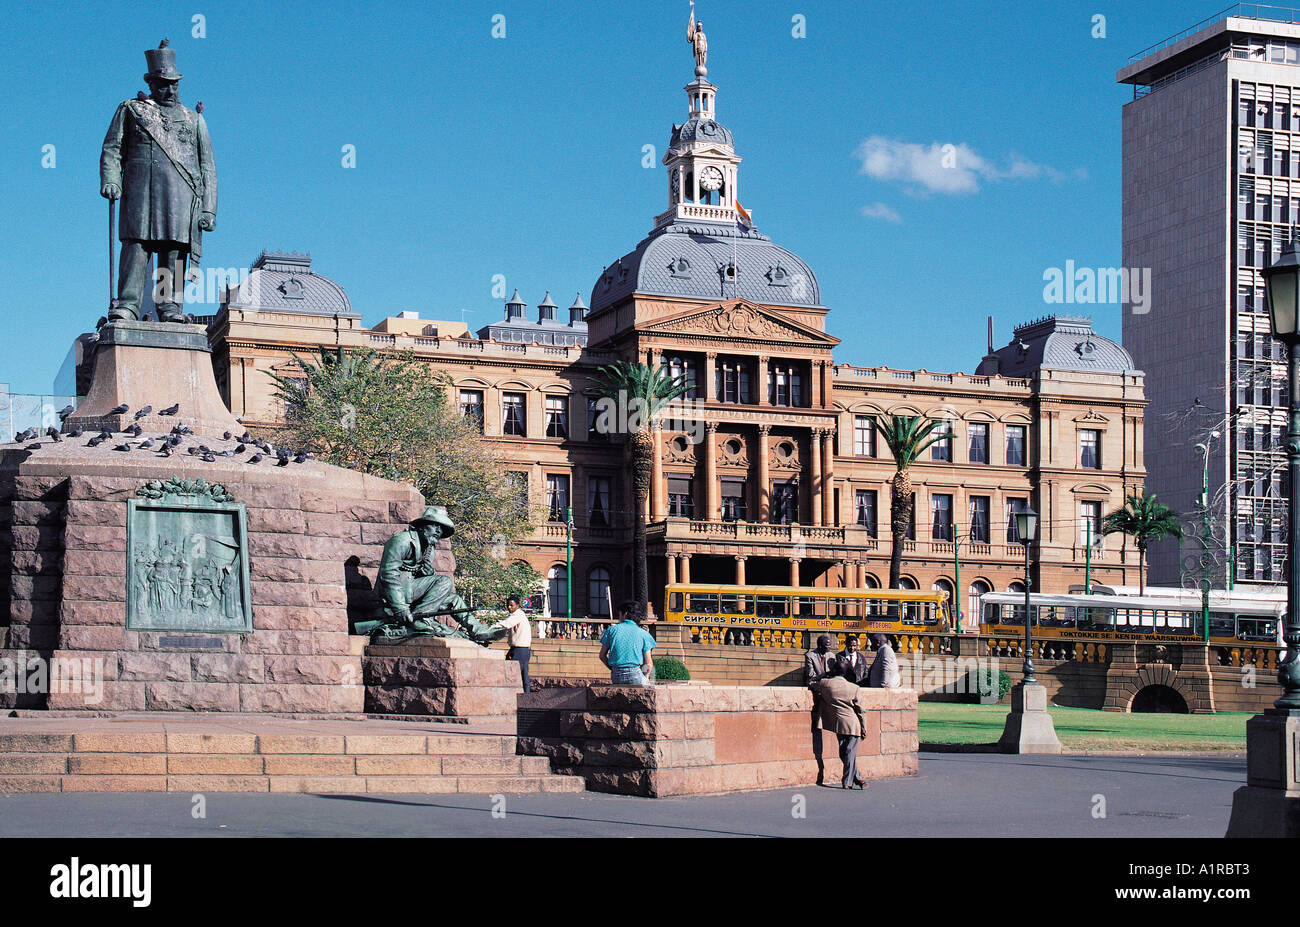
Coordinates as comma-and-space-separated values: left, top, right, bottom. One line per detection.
657, 75, 744, 229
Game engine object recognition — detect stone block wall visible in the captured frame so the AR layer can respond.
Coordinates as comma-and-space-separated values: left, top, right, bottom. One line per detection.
0, 454, 425, 713
364, 647, 521, 716
517, 684, 918, 797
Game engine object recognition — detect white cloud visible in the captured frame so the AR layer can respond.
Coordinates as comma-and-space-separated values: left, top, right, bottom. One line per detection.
853, 136, 1076, 195
860, 202, 902, 223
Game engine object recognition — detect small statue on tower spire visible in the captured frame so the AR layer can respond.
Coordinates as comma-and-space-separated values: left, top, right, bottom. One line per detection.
687, 2, 708, 76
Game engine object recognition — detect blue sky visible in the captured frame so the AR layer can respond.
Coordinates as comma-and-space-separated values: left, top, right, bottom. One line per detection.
0, 0, 1213, 392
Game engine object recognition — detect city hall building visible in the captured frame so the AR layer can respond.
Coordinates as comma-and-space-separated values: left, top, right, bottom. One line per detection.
204, 59, 1147, 623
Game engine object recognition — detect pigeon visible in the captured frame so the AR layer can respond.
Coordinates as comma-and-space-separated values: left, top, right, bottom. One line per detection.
159, 445, 174, 457
109, 404, 129, 415
261, 442, 274, 455
196, 100, 204, 114
46, 427, 62, 443
138, 438, 156, 450
56, 404, 74, 419
16, 427, 38, 442
87, 435, 105, 447
69, 426, 83, 438
125, 424, 142, 438
247, 453, 263, 464
167, 434, 181, 447
293, 451, 310, 464
222, 431, 232, 441
238, 432, 253, 443
198, 444, 212, 455
217, 449, 237, 458
113, 443, 132, 452
276, 449, 290, 467
159, 404, 179, 416
201, 452, 216, 462
187, 447, 199, 456
24, 443, 41, 451
234, 443, 246, 454
133, 406, 152, 420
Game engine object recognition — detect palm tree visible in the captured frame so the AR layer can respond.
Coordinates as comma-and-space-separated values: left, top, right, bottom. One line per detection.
1101, 491, 1182, 595
589, 361, 691, 620
877, 415, 946, 589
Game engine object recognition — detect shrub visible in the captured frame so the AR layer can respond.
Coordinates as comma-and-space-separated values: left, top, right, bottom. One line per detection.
653, 656, 690, 681
978, 670, 1012, 701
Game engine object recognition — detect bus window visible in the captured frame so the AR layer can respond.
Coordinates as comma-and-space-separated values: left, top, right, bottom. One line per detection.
720, 594, 753, 615
1239, 618, 1278, 642
796, 596, 828, 618
1004, 604, 1026, 626
687, 592, 719, 614
833, 597, 862, 619
668, 592, 683, 613
756, 595, 789, 618
1208, 615, 1235, 638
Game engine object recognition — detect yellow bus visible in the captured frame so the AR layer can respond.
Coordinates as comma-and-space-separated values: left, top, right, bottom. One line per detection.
663, 583, 951, 644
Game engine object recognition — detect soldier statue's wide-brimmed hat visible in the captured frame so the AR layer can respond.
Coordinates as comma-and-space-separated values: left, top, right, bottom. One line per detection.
411, 505, 455, 537
143, 39, 182, 82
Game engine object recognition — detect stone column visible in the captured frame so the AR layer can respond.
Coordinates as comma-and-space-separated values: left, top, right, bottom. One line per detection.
822, 429, 836, 526
704, 351, 717, 402
809, 430, 822, 526
735, 555, 746, 585
704, 422, 719, 521
650, 426, 665, 519
756, 425, 771, 522
667, 554, 679, 585
680, 554, 692, 585
789, 558, 800, 587
757, 357, 769, 405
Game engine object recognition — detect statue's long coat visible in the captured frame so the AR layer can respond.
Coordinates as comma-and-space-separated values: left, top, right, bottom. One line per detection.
100, 98, 217, 261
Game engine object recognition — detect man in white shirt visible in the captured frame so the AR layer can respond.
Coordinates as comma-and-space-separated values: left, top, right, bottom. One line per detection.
497, 595, 533, 692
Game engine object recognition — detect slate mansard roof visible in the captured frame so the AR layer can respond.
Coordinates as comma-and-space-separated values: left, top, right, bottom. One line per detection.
589, 223, 823, 315
223, 251, 358, 318
979, 316, 1140, 377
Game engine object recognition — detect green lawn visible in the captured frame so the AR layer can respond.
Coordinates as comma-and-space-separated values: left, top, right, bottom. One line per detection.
918, 702, 1251, 751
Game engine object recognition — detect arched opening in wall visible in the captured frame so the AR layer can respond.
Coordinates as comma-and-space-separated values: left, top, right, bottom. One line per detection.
588, 566, 612, 620
968, 580, 991, 629
1008, 581, 1026, 593
1131, 685, 1189, 714
546, 565, 568, 619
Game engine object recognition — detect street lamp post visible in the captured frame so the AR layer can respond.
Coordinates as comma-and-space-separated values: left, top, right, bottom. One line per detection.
1195, 435, 1220, 644
997, 506, 1060, 754
1227, 241, 1300, 834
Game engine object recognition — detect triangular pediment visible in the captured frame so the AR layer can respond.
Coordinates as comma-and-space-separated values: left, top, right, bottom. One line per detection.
640, 299, 838, 346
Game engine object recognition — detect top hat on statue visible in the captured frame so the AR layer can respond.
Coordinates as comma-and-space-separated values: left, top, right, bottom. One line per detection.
143, 39, 182, 82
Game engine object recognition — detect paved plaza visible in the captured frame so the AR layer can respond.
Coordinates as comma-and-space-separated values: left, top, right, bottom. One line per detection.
0, 752, 1244, 838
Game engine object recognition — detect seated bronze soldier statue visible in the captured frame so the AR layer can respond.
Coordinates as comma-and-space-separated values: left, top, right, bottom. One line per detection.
366, 506, 498, 644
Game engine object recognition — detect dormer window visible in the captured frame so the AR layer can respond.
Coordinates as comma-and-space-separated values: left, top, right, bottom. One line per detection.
669, 257, 692, 279
278, 277, 306, 299
766, 264, 789, 287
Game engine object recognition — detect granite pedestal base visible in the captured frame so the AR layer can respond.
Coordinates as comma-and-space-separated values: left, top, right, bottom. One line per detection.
997, 683, 1062, 754
1226, 708, 1300, 836
364, 639, 520, 718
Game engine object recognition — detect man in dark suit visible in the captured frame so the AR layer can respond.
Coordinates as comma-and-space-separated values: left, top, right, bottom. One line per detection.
804, 635, 835, 785
812, 661, 869, 790
838, 635, 869, 684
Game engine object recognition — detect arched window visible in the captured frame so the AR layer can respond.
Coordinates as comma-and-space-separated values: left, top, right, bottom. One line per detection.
862, 574, 880, 589
1008, 580, 1026, 593
968, 580, 991, 628
547, 565, 568, 618
898, 577, 917, 590
588, 567, 612, 619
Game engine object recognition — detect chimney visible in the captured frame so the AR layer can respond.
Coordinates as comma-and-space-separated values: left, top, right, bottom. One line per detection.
976, 315, 1001, 376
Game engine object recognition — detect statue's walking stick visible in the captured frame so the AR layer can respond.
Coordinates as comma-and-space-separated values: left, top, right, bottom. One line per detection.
108, 195, 117, 311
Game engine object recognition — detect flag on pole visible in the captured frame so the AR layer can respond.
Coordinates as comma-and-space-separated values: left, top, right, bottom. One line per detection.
688, 2, 696, 41
735, 200, 753, 230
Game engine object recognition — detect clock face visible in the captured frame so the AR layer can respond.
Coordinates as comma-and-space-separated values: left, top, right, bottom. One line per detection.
699, 166, 724, 191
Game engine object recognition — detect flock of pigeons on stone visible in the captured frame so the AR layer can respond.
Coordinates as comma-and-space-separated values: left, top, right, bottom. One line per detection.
7, 404, 314, 467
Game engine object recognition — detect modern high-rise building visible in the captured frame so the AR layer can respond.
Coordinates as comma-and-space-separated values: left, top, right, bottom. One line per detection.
1119, 8, 1300, 587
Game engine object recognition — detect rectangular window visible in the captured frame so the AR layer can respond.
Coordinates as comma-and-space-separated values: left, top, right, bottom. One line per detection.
545, 395, 568, 439
767, 363, 804, 407
1006, 497, 1028, 543
771, 479, 799, 525
459, 390, 484, 432
715, 358, 752, 404
1080, 500, 1103, 545
545, 474, 570, 522
969, 496, 990, 543
587, 398, 607, 441
587, 476, 611, 527
856, 489, 877, 537
930, 421, 953, 462
931, 494, 953, 540
720, 479, 747, 522
502, 393, 526, 437
1080, 429, 1101, 469
854, 416, 875, 456
1006, 425, 1027, 466
968, 423, 988, 464
667, 475, 695, 518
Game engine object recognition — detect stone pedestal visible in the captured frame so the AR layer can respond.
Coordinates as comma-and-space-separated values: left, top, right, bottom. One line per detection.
64, 321, 242, 438
364, 640, 519, 717
997, 683, 1062, 754
1226, 708, 1300, 836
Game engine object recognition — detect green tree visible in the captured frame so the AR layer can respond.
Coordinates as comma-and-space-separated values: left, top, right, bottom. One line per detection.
1101, 490, 1183, 595
588, 361, 691, 620
268, 347, 542, 608
877, 414, 945, 589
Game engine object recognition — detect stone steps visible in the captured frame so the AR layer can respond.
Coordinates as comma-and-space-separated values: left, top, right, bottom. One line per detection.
0, 729, 585, 794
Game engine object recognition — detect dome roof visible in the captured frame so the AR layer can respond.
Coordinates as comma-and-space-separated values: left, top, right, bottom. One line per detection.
224, 251, 356, 317
670, 117, 734, 150
589, 223, 822, 314
980, 316, 1139, 377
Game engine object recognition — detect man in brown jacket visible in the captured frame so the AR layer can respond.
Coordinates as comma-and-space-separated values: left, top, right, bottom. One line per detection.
812, 661, 869, 790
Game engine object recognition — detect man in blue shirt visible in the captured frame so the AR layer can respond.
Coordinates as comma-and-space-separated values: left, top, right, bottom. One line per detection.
599, 601, 656, 685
